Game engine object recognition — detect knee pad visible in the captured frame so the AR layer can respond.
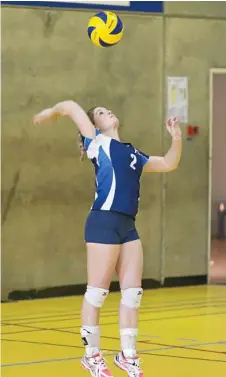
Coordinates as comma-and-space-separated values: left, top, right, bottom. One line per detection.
85, 285, 109, 308
121, 287, 143, 309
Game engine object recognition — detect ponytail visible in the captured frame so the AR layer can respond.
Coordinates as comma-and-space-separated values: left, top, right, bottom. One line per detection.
77, 106, 97, 161
77, 132, 86, 161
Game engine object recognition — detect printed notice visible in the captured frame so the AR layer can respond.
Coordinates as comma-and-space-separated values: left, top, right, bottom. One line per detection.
167, 77, 188, 123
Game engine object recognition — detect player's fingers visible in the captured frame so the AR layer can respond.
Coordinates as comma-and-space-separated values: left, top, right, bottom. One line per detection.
173, 117, 180, 127
166, 117, 173, 128
32, 114, 40, 124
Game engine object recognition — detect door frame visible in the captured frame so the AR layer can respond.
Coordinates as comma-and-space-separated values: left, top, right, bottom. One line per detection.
208, 68, 226, 283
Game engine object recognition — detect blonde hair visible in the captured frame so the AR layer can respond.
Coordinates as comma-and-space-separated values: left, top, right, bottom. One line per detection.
78, 106, 97, 161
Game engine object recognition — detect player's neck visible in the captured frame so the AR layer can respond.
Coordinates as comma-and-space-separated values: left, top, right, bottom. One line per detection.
102, 128, 120, 141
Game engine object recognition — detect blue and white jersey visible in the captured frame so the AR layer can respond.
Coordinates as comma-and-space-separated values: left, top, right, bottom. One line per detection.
82, 131, 149, 218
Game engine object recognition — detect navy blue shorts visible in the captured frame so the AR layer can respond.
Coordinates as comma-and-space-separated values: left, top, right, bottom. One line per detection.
85, 210, 139, 245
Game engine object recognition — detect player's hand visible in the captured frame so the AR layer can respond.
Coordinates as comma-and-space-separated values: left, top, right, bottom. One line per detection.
166, 117, 181, 140
33, 108, 57, 125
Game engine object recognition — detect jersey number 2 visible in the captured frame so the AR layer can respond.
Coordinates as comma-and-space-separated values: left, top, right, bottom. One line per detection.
130, 154, 137, 170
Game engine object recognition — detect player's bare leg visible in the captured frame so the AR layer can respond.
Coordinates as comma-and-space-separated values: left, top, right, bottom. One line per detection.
81, 243, 120, 377
114, 239, 144, 377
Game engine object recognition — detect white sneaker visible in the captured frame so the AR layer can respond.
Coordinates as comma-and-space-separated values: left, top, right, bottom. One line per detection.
114, 352, 144, 377
81, 353, 114, 377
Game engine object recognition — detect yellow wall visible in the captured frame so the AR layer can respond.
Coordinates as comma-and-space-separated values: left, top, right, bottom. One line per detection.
2, 4, 226, 299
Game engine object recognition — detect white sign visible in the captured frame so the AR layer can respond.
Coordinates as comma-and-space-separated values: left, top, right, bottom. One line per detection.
167, 77, 188, 123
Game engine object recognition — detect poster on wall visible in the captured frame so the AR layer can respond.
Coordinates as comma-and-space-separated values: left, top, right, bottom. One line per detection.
167, 77, 188, 123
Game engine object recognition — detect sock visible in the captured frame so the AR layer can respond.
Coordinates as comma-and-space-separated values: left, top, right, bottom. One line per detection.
120, 328, 138, 358
80, 325, 100, 357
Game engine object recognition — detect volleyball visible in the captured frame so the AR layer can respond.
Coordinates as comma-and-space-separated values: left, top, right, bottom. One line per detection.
88, 11, 123, 48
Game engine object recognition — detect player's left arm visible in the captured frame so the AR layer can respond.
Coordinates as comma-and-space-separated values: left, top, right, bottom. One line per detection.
143, 117, 182, 173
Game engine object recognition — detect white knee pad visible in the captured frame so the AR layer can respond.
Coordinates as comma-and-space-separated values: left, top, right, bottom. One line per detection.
85, 285, 109, 308
121, 287, 143, 309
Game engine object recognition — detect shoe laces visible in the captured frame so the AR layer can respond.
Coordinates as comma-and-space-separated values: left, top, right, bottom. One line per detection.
125, 356, 143, 374
91, 355, 109, 372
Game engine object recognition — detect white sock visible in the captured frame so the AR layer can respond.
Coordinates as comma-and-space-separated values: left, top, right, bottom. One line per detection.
80, 325, 100, 357
120, 328, 138, 358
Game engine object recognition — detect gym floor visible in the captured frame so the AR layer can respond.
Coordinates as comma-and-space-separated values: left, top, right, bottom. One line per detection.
1, 285, 226, 377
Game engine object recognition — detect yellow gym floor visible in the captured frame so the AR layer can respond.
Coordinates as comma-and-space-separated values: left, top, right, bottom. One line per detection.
1, 285, 226, 377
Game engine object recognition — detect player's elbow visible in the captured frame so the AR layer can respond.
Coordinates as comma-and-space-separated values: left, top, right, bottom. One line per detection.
65, 100, 77, 107
64, 100, 79, 114
166, 162, 180, 172
143, 157, 180, 173
56, 100, 78, 116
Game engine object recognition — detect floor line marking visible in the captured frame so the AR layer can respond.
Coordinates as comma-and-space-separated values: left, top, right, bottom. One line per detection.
2, 298, 226, 323
2, 344, 226, 368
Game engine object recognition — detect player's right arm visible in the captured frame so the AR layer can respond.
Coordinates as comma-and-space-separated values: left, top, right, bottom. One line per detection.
33, 100, 95, 139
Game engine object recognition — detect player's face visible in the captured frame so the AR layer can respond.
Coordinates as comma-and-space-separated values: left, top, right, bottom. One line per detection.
93, 107, 119, 131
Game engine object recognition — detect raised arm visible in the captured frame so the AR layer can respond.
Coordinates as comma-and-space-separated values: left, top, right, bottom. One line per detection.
33, 100, 95, 139
143, 117, 182, 173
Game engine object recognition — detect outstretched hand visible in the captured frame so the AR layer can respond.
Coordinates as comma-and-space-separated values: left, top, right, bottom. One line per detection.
166, 117, 181, 140
33, 108, 57, 125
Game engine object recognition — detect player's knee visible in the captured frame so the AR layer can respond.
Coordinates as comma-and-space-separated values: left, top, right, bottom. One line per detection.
121, 287, 143, 309
85, 285, 109, 308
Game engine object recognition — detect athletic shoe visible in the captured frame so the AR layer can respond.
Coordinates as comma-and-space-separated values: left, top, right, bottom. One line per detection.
82, 353, 113, 377
114, 352, 144, 377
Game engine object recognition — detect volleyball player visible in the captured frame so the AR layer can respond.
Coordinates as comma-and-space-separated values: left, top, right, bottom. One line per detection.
33, 101, 182, 377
